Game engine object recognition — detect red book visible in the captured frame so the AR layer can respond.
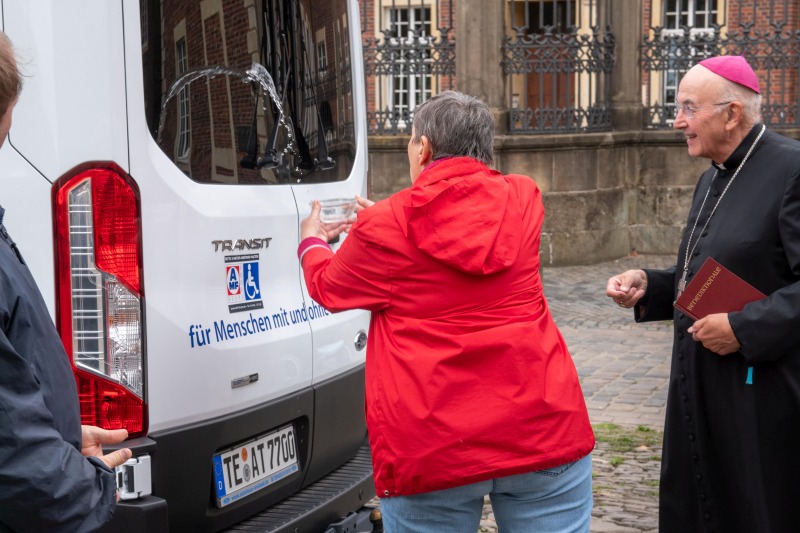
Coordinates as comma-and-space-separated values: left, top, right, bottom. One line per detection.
674, 257, 766, 320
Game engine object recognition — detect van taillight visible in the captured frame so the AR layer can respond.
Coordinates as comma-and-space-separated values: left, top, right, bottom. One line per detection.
54, 165, 147, 437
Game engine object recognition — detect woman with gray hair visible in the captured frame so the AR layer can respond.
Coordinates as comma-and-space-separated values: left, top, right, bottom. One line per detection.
300, 90, 594, 532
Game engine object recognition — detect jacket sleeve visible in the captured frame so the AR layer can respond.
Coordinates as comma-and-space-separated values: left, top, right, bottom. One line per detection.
634, 266, 677, 323
301, 208, 393, 313
0, 330, 117, 533
729, 171, 800, 363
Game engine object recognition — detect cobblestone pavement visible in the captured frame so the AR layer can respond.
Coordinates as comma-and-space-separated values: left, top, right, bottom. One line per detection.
545, 254, 676, 434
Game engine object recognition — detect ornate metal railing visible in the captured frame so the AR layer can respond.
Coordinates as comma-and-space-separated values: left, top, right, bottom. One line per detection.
642, 0, 800, 129
361, 0, 455, 135
502, 0, 615, 134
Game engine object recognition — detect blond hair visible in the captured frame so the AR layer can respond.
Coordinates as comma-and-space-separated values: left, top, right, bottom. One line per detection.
0, 32, 22, 116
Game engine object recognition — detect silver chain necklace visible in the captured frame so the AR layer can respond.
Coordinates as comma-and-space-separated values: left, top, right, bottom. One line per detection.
677, 124, 766, 296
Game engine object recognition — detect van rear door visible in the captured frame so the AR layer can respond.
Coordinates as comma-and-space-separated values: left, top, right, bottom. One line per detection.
130, 0, 370, 433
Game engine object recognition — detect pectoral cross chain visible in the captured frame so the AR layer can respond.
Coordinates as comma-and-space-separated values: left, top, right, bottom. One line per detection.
678, 269, 688, 297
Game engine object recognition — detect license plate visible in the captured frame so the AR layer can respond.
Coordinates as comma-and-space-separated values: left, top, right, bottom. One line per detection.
212, 424, 299, 507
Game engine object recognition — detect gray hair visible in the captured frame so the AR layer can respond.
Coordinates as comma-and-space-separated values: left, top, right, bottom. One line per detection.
716, 79, 762, 128
411, 91, 495, 165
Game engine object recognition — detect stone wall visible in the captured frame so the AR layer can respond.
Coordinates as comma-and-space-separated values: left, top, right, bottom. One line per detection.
365, 0, 800, 266
368, 128, 800, 265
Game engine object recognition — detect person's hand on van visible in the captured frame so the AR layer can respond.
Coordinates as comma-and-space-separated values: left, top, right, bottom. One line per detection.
336, 195, 375, 233
81, 425, 133, 465
354, 195, 375, 212
302, 200, 348, 242
81, 426, 133, 502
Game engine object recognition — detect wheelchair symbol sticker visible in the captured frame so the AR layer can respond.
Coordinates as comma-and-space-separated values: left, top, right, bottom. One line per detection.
224, 255, 264, 313
243, 261, 261, 301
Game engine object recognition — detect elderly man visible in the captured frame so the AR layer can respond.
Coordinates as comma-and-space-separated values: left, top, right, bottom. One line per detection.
0, 32, 133, 532
606, 55, 800, 532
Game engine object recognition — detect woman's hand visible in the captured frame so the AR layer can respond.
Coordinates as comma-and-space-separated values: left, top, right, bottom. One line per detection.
301, 201, 348, 241
354, 194, 375, 212
336, 195, 376, 233
301, 196, 375, 242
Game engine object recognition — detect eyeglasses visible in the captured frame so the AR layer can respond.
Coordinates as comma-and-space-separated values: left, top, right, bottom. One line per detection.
672, 101, 732, 119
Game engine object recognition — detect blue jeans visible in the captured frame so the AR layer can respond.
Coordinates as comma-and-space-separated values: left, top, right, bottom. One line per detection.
379, 454, 592, 533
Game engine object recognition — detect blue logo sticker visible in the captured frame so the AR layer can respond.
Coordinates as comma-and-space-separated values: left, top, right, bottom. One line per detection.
225, 254, 264, 313
243, 261, 261, 301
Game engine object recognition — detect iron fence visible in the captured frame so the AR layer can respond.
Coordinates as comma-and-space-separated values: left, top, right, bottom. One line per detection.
502, 0, 615, 134
361, 0, 456, 135
642, 0, 800, 129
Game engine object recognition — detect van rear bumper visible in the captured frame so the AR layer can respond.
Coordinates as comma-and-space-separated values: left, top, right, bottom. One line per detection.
105, 495, 170, 533
220, 443, 374, 532
104, 443, 374, 533
98, 364, 373, 532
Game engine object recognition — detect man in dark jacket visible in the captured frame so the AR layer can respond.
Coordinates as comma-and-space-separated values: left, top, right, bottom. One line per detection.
0, 31, 132, 532
607, 55, 800, 533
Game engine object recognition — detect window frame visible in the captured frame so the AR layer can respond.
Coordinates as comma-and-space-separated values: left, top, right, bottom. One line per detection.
385, 6, 433, 125
660, 0, 720, 120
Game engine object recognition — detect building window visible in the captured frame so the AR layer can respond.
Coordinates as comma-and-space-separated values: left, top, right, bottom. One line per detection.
317, 41, 327, 73
387, 6, 432, 122
529, 0, 574, 33
664, 0, 718, 30
176, 38, 190, 160
663, 0, 719, 117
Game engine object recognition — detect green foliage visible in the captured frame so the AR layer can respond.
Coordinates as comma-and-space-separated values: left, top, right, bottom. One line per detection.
593, 423, 663, 454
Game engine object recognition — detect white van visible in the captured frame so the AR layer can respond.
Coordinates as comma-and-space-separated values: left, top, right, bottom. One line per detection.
1, 0, 374, 531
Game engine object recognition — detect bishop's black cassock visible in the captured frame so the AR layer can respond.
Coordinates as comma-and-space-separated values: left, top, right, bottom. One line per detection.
636, 124, 800, 533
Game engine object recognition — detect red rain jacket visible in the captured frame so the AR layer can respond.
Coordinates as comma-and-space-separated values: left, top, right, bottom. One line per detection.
301, 157, 594, 497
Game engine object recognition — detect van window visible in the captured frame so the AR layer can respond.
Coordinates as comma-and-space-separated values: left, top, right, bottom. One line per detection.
141, 0, 356, 185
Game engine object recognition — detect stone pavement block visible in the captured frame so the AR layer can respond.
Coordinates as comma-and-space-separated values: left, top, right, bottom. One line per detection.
542, 255, 674, 533
590, 518, 642, 532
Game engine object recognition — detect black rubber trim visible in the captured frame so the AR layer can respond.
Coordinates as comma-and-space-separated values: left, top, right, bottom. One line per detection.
97, 365, 370, 532
104, 436, 157, 455
303, 362, 368, 486
222, 442, 374, 532
97, 496, 169, 533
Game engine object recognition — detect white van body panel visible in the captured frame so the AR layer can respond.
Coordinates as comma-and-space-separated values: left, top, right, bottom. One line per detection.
4, 0, 373, 433
3, 0, 373, 426
4, 1, 128, 317
119, 0, 368, 430
3, 0, 373, 528
5, 1, 129, 182
131, 169, 317, 431
292, 145, 370, 385
0, 144, 54, 314
292, 0, 370, 386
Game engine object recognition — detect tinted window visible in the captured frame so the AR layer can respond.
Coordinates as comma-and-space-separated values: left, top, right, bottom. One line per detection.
141, 0, 356, 184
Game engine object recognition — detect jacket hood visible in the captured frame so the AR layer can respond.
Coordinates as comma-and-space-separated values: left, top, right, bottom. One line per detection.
395, 157, 522, 275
